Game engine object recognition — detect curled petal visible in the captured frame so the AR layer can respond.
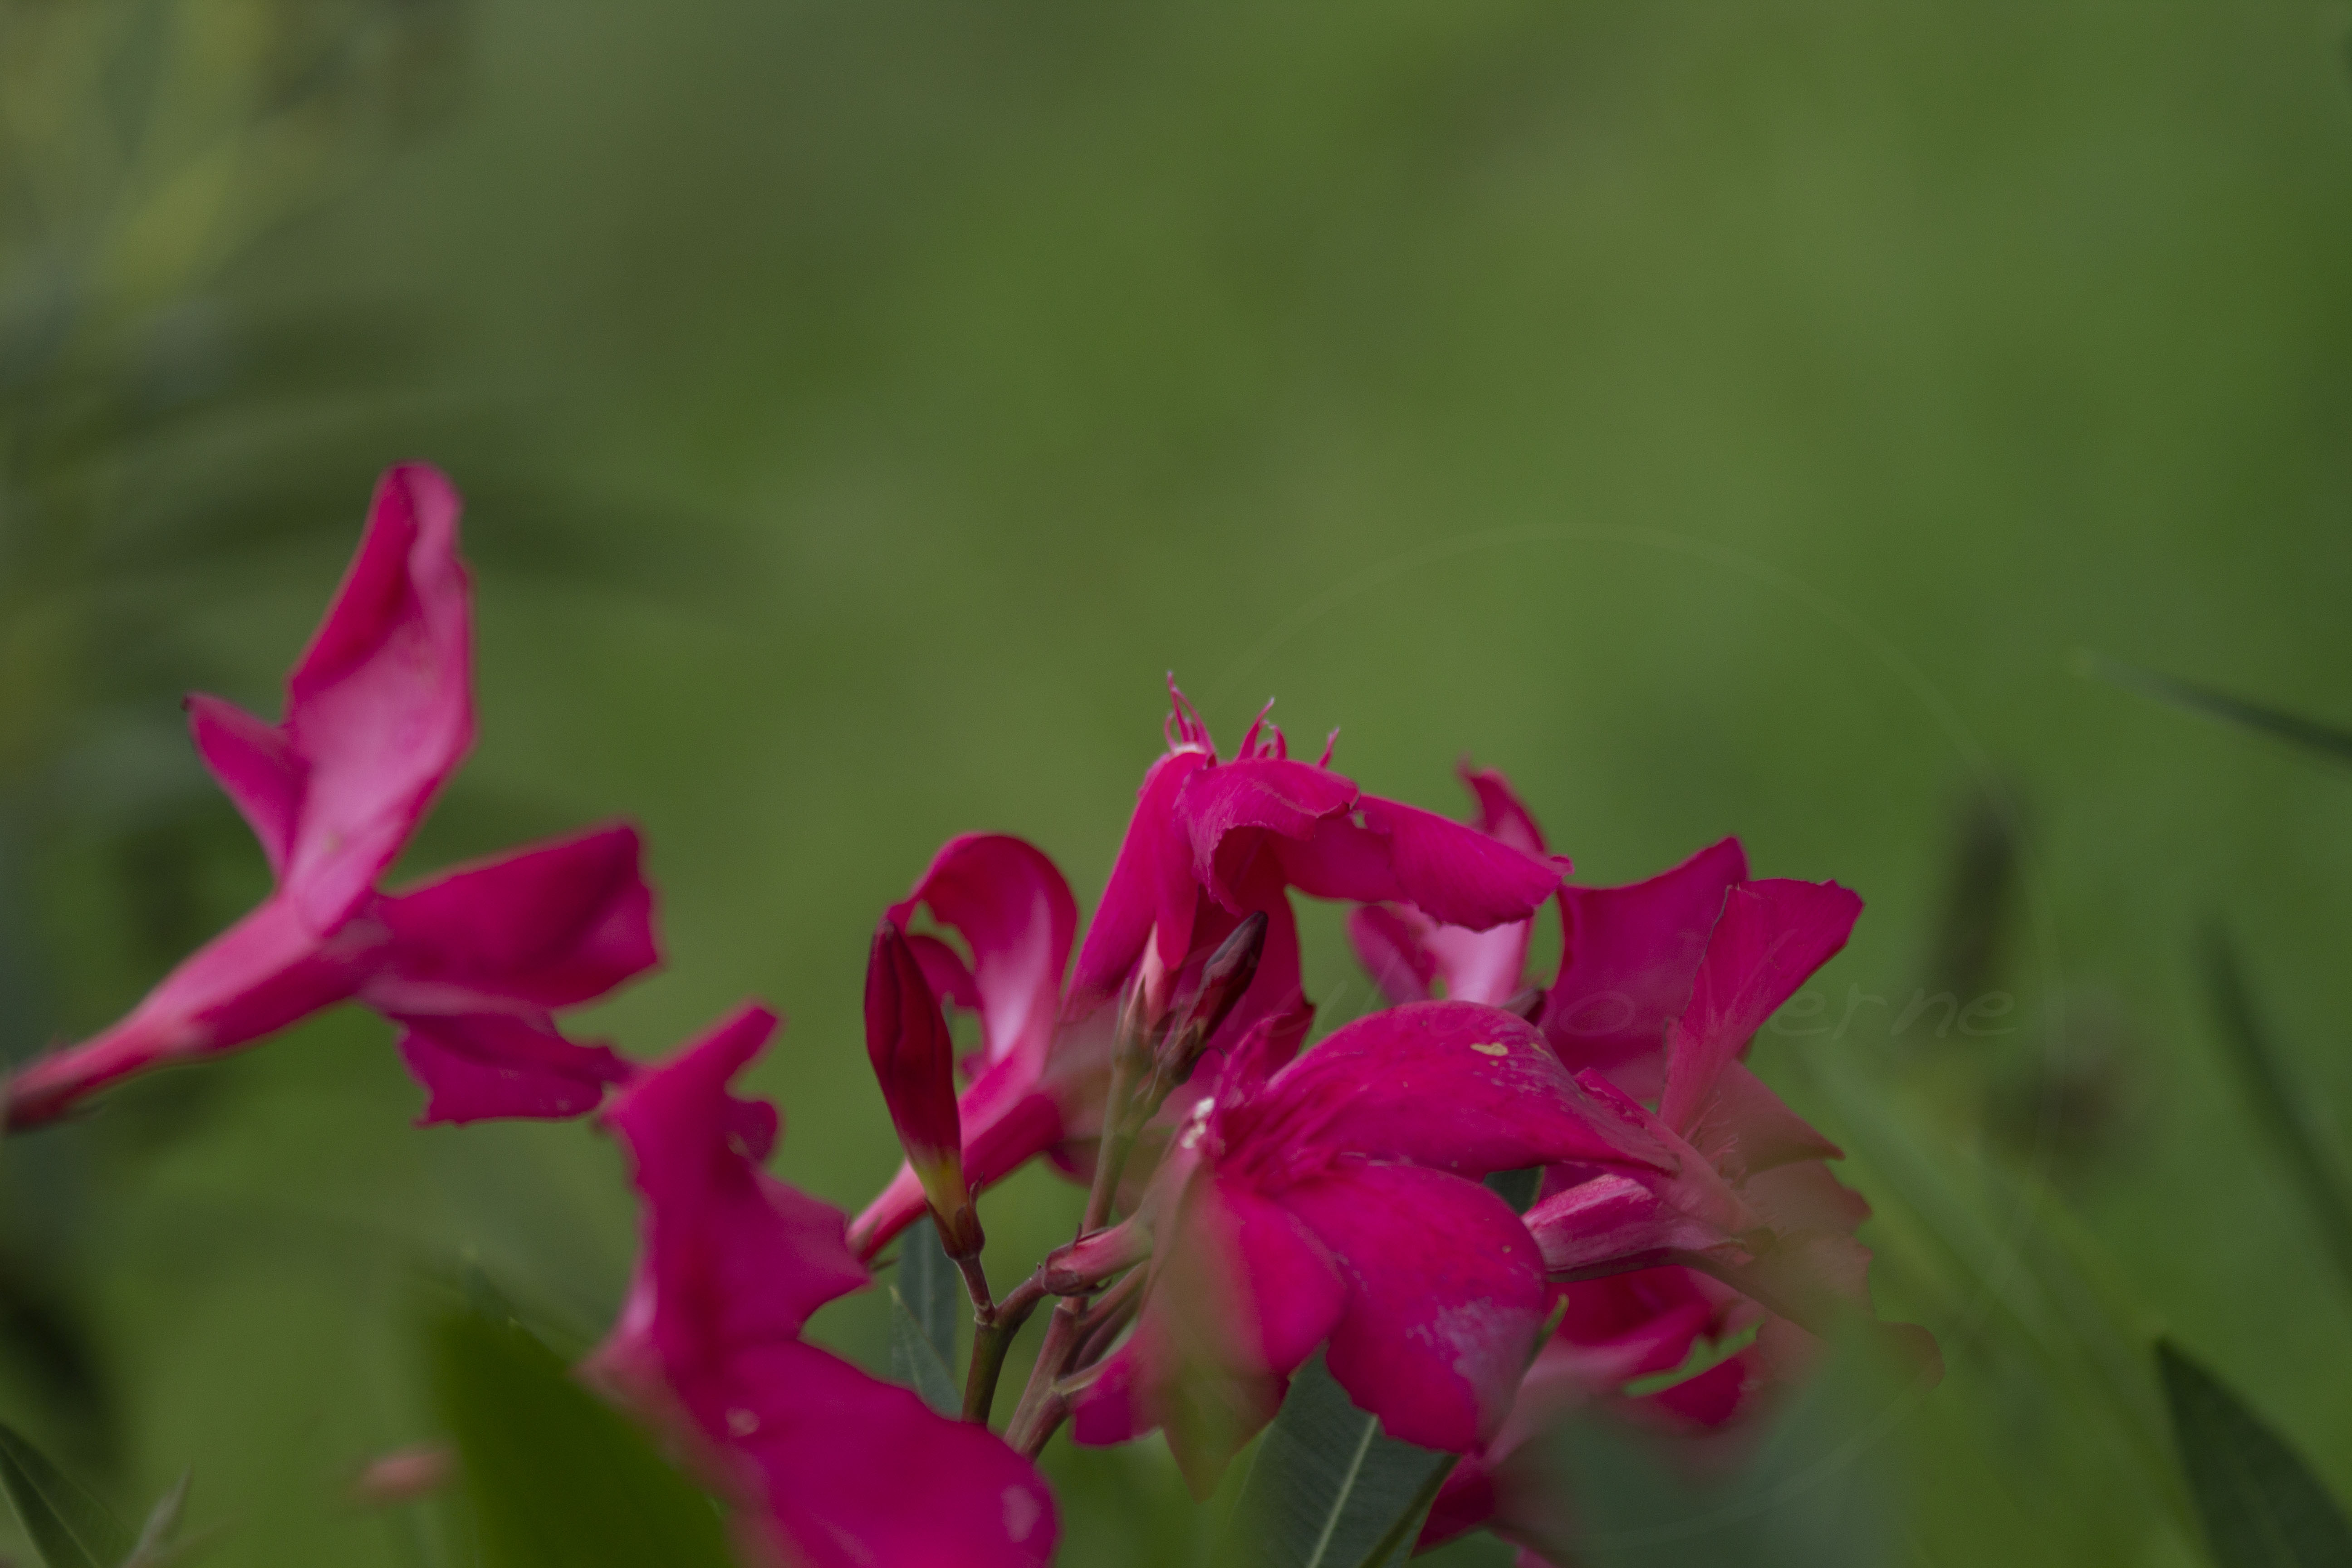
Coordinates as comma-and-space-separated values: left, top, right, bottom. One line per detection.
279, 463, 475, 930
1073, 746, 1215, 1005
186, 694, 304, 877
1281, 1160, 1550, 1452
887, 833, 1076, 1080
1540, 838, 1747, 1096
1355, 796, 1564, 931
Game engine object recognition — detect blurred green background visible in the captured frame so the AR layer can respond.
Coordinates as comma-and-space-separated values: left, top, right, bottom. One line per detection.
5, 1, 2351, 1563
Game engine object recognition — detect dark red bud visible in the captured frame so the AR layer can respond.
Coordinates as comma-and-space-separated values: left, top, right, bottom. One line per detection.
864, 919, 964, 1179
1156, 911, 1269, 1086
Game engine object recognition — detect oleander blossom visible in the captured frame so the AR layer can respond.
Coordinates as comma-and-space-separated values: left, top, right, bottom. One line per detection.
848, 686, 1568, 1257
587, 1004, 1058, 1568
1345, 782, 1936, 1558
4, 465, 659, 1130
1064, 1000, 1671, 1493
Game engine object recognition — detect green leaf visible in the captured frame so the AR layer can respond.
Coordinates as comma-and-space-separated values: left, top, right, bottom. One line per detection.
1224, 1354, 1454, 1568
2158, 1340, 2352, 1568
2080, 655, 2352, 769
2199, 927, 2352, 1300
428, 1306, 736, 1568
1482, 1166, 1541, 1214
0, 1421, 132, 1568
897, 1218, 962, 1380
887, 1288, 961, 1416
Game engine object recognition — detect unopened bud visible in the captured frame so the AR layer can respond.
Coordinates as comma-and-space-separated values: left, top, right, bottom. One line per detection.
1041, 1221, 1150, 1295
1155, 911, 1268, 1087
864, 920, 982, 1257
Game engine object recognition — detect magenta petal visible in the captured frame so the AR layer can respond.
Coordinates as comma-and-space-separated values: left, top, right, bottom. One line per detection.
186, 694, 304, 877
1345, 905, 1440, 1005
1681, 1059, 1842, 1181
4, 895, 381, 1124
280, 464, 475, 930
707, 1341, 1056, 1568
887, 833, 1076, 1079
1540, 837, 1747, 1094
595, 1005, 868, 1392
1457, 764, 1546, 856
1522, 1172, 1736, 1280
1230, 1002, 1672, 1181
1073, 745, 1214, 1004
1178, 756, 1358, 909
1203, 1178, 1347, 1373
1657, 878, 1860, 1132
394, 1012, 631, 1124
1280, 1160, 1549, 1451
372, 823, 659, 1010
1355, 795, 1563, 931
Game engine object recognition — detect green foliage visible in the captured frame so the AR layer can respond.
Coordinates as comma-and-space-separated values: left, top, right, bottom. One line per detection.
2158, 1340, 2352, 1568
1224, 1355, 1455, 1568
0, 1420, 130, 1568
426, 1306, 735, 1568
886, 1216, 962, 1415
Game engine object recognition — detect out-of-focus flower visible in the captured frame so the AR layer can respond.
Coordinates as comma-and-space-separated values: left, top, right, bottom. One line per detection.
1064, 1000, 1669, 1494
849, 687, 1567, 1257
588, 1005, 1057, 1568
5, 466, 659, 1129
349, 1444, 456, 1508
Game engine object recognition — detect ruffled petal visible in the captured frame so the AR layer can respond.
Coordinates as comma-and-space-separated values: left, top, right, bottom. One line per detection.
1681, 1059, 1842, 1181
1540, 837, 1747, 1096
1279, 1160, 1550, 1452
1657, 878, 1860, 1132
279, 463, 475, 930
591, 1009, 1055, 1568
369, 823, 659, 1011
887, 833, 1076, 1081
1178, 756, 1359, 911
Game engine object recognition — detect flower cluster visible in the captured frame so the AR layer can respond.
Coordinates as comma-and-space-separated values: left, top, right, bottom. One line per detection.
7, 468, 1936, 1568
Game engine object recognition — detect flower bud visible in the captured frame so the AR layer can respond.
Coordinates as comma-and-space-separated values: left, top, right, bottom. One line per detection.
864, 920, 982, 1257
1154, 911, 1268, 1088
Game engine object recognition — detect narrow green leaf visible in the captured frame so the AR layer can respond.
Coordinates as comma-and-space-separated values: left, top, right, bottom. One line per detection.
887, 1288, 961, 1416
2081, 655, 2352, 769
2200, 927, 2352, 1298
428, 1306, 735, 1568
897, 1218, 962, 1376
1224, 1355, 1451, 1568
0, 1422, 131, 1568
2158, 1340, 2352, 1568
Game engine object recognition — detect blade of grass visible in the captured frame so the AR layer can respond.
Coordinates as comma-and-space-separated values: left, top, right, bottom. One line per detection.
2199, 925, 2352, 1299
2158, 1340, 2352, 1567
2080, 655, 2352, 769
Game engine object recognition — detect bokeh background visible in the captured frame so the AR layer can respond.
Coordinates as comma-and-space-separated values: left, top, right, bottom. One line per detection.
4, 2, 2351, 1563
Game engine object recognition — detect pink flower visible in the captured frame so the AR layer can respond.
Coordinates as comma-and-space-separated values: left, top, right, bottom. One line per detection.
1063, 1000, 1670, 1494
848, 688, 1567, 1257
587, 1004, 1058, 1568
5, 465, 658, 1130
